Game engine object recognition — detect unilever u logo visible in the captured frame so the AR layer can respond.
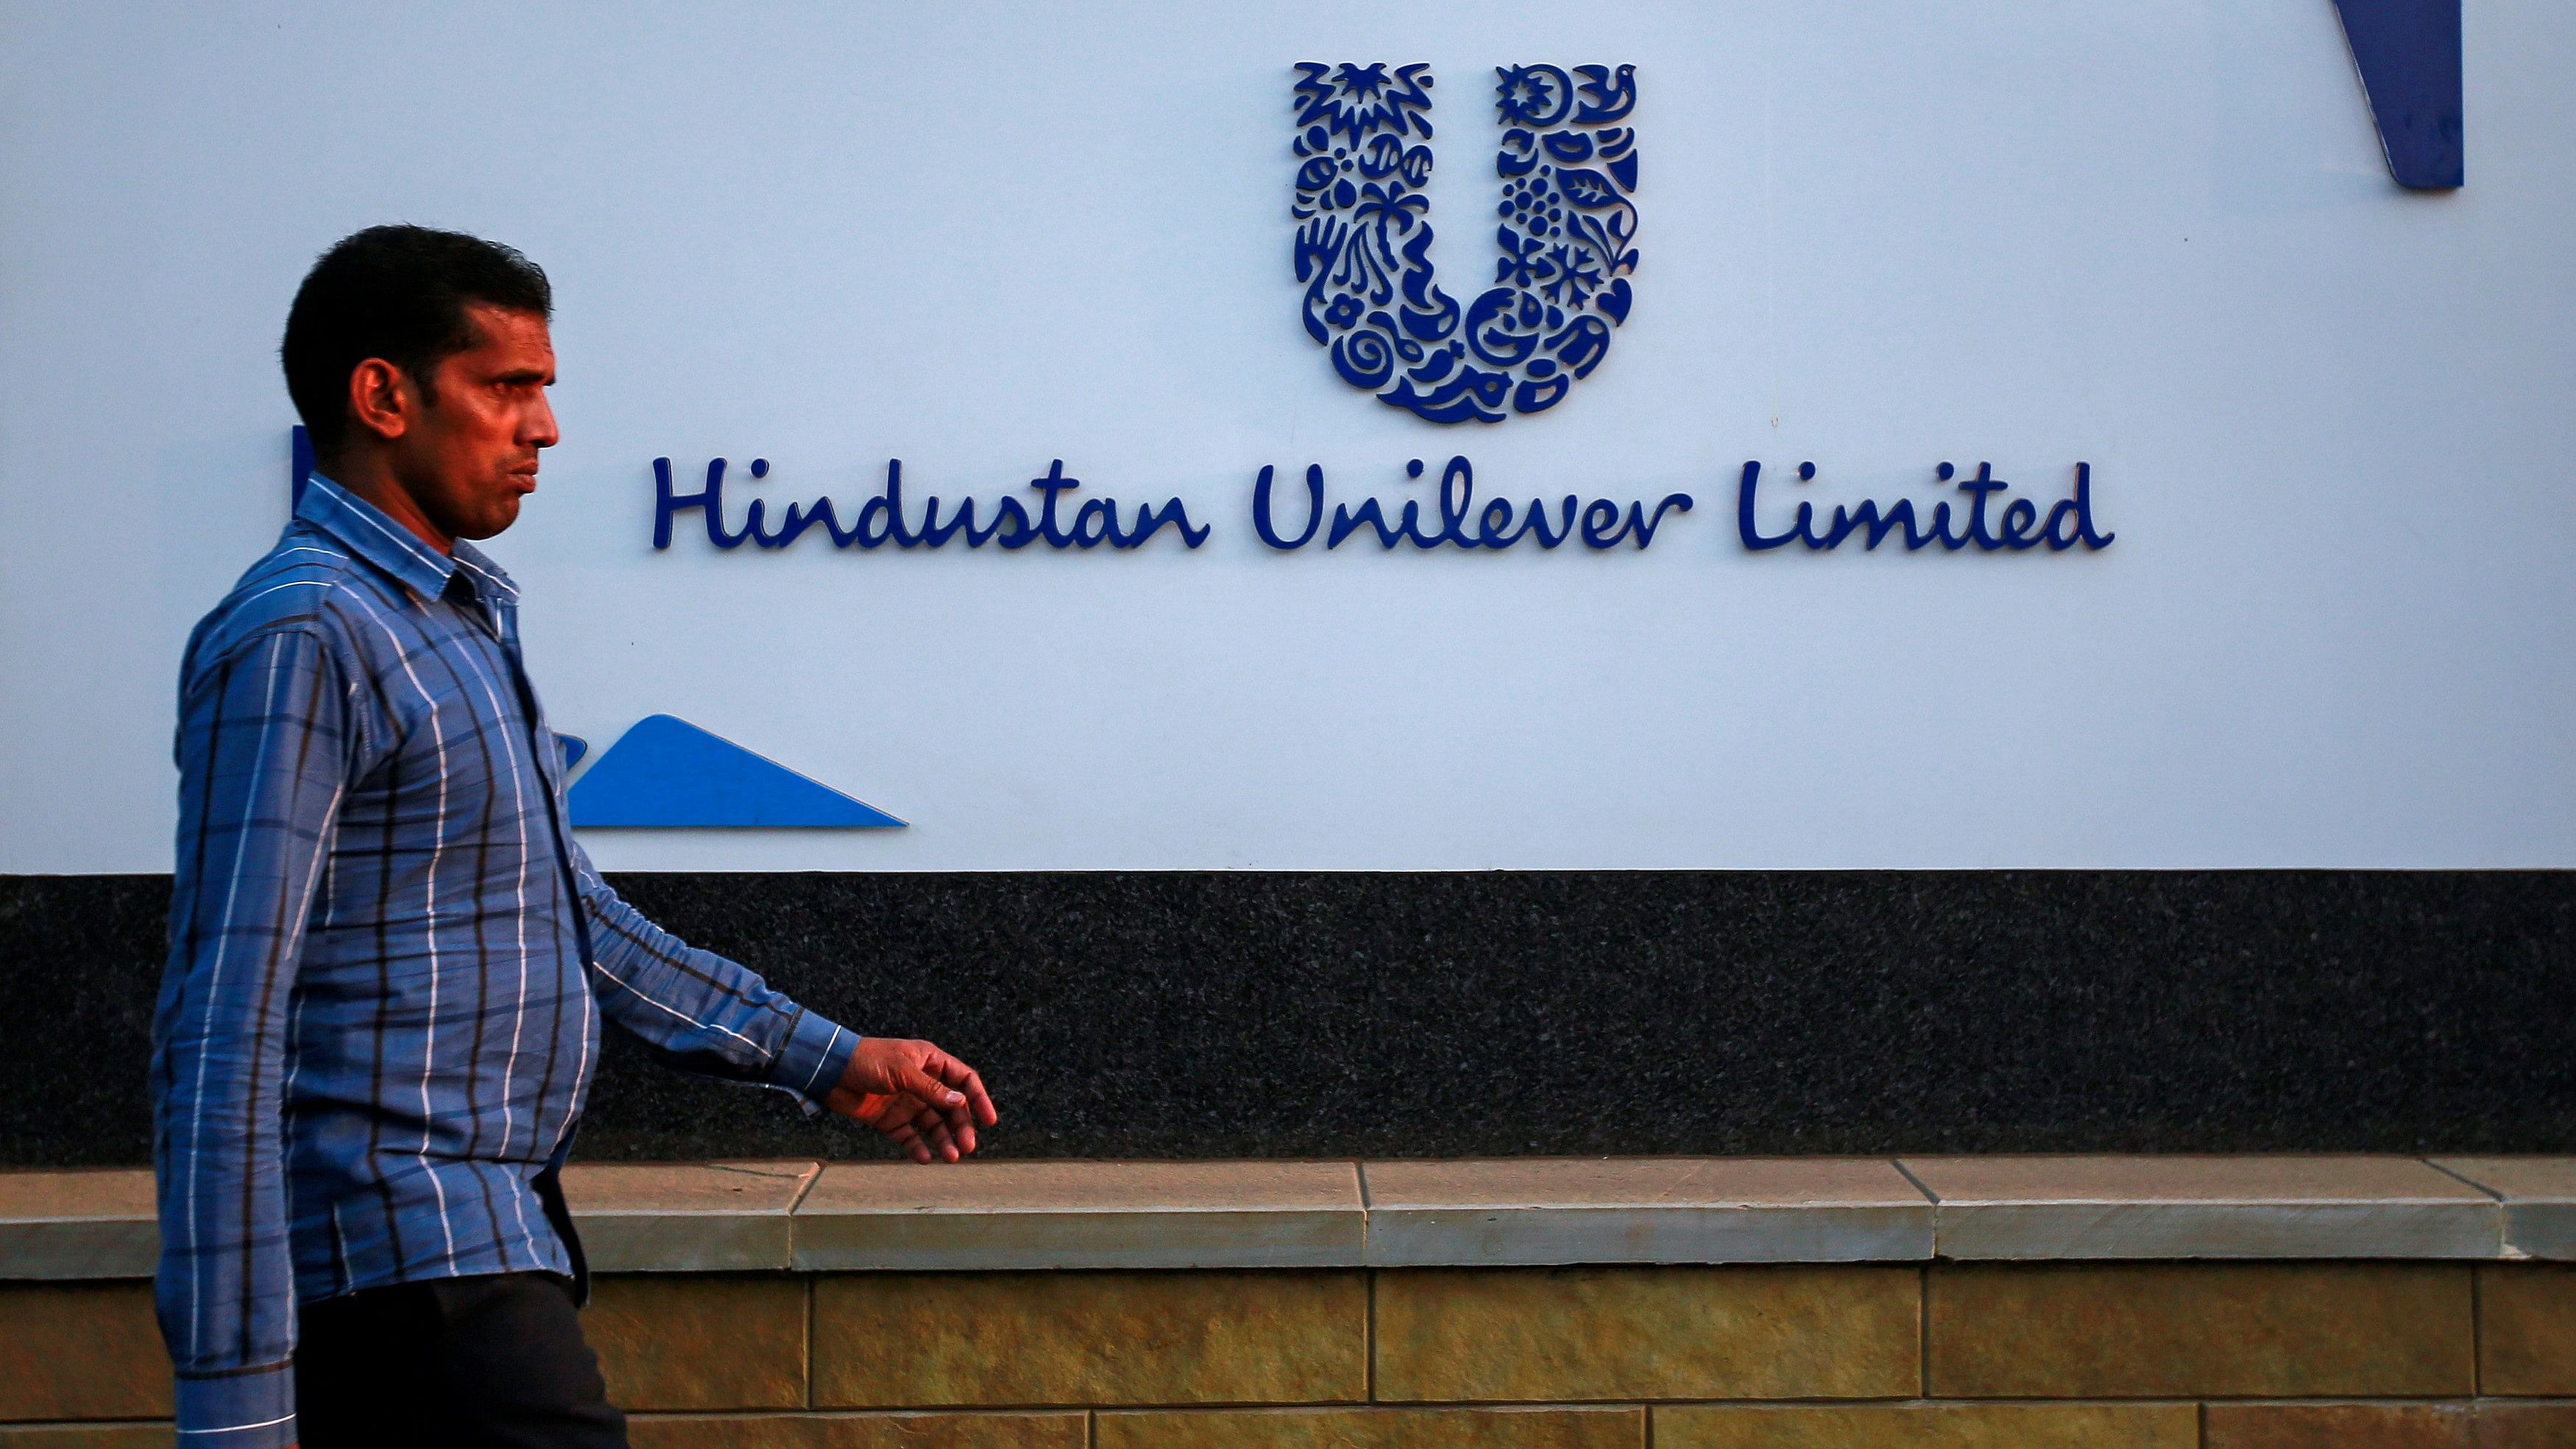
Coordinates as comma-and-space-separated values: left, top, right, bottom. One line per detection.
1292, 62, 1639, 424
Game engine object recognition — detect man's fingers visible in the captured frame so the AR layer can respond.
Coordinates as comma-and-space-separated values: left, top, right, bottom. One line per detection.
826, 1041, 992, 1161
896, 1063, 969, 1111
913, 1099, 963, 1163
866, 1094, 937, 1159
910, 1105, 960, 1163
880, 1110, 930, 1164
912, 1054, 986, 1155
921, 1049, 999, 1127
955, 1068, 997, 1127
935, 1085, 979, 1155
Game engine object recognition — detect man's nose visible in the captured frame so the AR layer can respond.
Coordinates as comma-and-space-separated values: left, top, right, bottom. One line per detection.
526, 393, 560, 449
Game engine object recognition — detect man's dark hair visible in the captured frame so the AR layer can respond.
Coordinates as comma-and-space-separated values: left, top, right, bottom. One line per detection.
281, 224, 552, 453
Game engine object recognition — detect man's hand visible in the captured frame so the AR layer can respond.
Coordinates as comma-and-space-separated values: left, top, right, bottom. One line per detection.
822, 1037, 997, 1163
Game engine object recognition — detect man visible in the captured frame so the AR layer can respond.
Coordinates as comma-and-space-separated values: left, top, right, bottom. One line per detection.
153, 224, 997, 1449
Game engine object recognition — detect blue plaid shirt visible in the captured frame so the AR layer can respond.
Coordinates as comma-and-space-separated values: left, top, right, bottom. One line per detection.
155, 475, 859, 1447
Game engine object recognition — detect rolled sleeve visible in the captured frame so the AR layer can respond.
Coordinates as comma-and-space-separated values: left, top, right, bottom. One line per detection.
174, 1362, 296, 1448
773, 1009, 862, 1104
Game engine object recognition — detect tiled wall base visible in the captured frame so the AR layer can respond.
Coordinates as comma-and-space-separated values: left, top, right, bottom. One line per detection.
9, 1265, 2576, 1446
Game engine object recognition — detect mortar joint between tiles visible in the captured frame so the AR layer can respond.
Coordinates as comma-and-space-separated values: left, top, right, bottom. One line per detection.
1365, 1267, 1379, 1403
784, 1161, 825, 1212
2421, 1158, 2506, 1202
1917, 1263, 1932, 1397
2470, 1256, 2484, 1397
1889, 1158, 1939, 1205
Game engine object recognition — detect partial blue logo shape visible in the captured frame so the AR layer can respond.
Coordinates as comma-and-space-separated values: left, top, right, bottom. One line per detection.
2332, 0, 2462, 189
566, 715, 905, 829
1292, 63, 1639, 424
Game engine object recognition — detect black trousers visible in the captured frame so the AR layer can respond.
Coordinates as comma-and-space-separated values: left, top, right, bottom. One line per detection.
296, 1272, 628, 1449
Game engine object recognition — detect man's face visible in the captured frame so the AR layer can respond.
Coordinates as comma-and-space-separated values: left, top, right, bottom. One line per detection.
393, 304, 559, 541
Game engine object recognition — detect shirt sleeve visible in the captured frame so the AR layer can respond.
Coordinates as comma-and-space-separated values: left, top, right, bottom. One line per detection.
569, 838, 860, 1105
153, 626, 355, 1449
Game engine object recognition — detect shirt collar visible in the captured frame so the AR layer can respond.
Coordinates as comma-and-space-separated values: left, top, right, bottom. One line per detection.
297, 472, 519, 607
450, 540, 520, 608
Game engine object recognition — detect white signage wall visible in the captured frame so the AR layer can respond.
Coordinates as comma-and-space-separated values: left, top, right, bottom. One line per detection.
2, 1, 2570, 872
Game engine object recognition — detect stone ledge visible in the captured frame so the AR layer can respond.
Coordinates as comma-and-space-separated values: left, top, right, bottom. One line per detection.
2435, 1157, 2576, 1261
795, 1161, 1365, 1270
1361, 1158, 1931, 1266
4, 1155, 2566, 1279
559, 1160, 820, 1272
0, 1172, 158, 1281
1903, 1155, 2504, 1260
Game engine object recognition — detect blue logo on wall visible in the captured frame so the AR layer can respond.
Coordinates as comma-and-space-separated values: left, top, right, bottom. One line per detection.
1294, 63, 1638, 423
563, 715, 904, 829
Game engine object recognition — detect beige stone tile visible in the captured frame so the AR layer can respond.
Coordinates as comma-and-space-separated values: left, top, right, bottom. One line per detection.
563, 1159, 819, 1212
2203, 1402, 2472, 1449
795, 1161, 1363, 1271
587, 1274, 807, 1411
2436, 1158, 2576, 1261
1908, 1154, 2490, 1200
1656, 1403, 2196, 1448
625, 1411, 1085, 1448
0, 1428, 174, 1448
1097, 1406, 1643, 1448
1362, 1157, 1923, 1208
1372, 1264, 1917, 1402
0, 1283, 172, 1420
2474, 1402, 2576, 1449
563, 1161, 819, 1272
803, 1161, 1359, 1214
811, 1269, 1365, 1408
1361, 1158, 1931, 1266
1903, 1155, 2499, 1259
0, 1170, 157, 1219
1927, 1262, 2474, 1397
2480, 1264, 2576, 1395
2434, 1159, 2576, 1199
0, 1171, 158, 1280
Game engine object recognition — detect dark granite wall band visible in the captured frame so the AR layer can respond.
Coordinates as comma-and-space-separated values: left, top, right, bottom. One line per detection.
3, 871, 2570, 1168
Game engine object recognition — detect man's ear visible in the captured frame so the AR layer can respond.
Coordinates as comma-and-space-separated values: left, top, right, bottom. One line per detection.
346, 358, 412, 444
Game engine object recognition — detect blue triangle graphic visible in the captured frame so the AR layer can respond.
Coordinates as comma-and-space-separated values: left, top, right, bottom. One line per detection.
2332, 0, 2463, 188
566, 715, 905, 828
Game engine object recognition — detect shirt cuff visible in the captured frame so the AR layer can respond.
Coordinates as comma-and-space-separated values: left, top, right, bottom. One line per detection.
771, 1010, 861, 1105
175, 1360, 296, 1448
